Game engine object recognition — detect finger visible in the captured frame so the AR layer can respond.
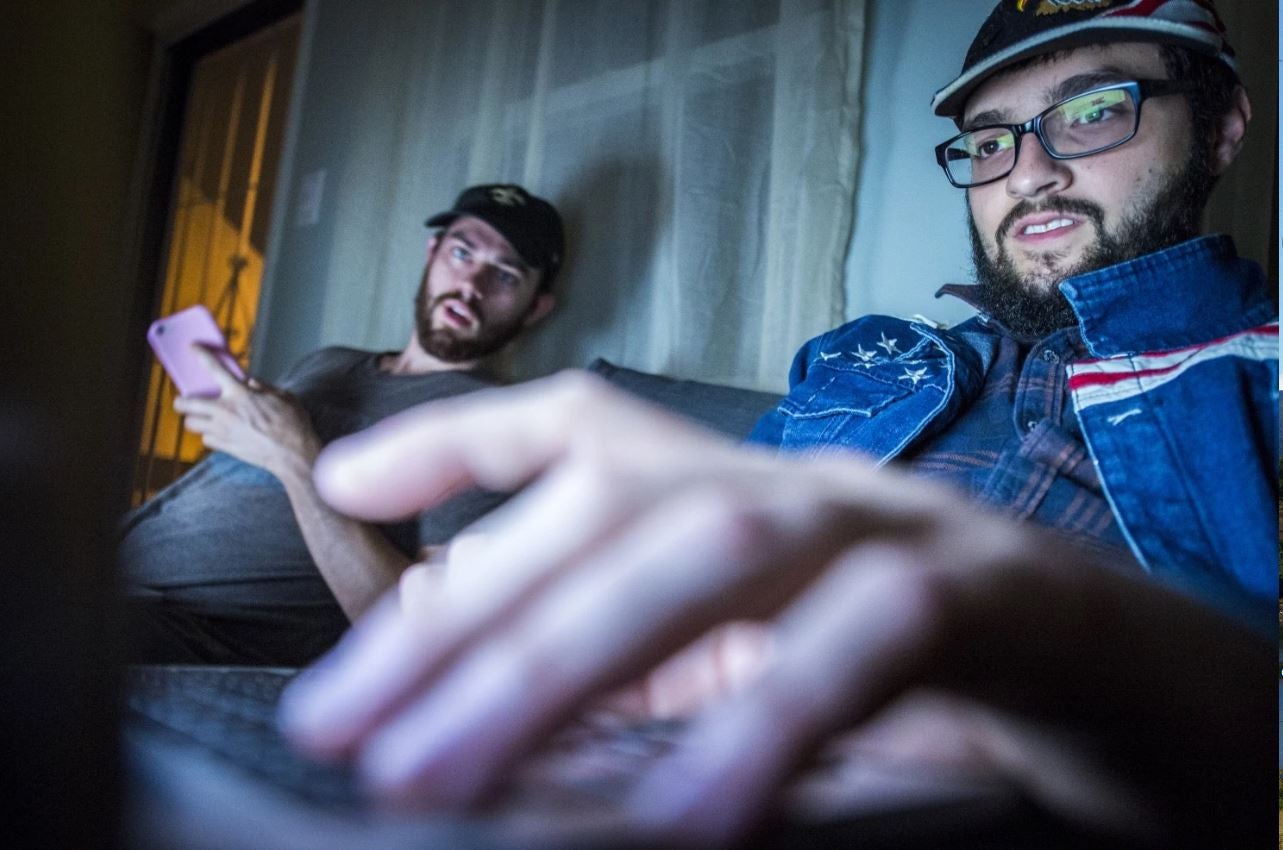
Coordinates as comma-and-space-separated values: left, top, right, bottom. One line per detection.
625, 544, 963, 847
173, 396, 218, 416
619, 621, 773, 721
191, 344, 245, 394
415, 544, 449, 564
630, 629, 731, 721
280, 455, 671, 758
200, 433, 232, 454
398, 562, 447, 615
590, 622, 771, 720
313, 371, 702, 522
444, 531, 489, 570
349, 483, 842, 808
290, 454, 857, 777
280, 593, 422, 757
716, 621, 774, 694
831, 690, 1005, 769
178, 414, 215, 435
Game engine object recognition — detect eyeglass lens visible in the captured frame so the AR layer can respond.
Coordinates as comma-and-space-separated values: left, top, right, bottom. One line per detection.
944, 87, 1138, 187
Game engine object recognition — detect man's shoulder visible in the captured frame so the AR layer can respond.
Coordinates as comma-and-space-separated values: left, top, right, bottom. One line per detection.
296, 346, 378, 370
800, 313, 989, 358
281, 347, 379, 384
784, 313, 996, 399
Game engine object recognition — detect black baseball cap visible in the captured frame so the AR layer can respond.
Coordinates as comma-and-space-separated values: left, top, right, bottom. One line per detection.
931, 0, 1238, 120
426, 184, 565, 288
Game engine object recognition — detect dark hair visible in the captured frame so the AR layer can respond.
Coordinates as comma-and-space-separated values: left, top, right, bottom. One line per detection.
1158, 43, 1239, 152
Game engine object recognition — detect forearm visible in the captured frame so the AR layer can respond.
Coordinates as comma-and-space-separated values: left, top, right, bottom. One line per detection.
177, 373, 412, 617
277, 460, 412, 620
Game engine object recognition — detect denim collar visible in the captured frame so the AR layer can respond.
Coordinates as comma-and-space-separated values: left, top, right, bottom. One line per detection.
937, 235, 1273, 359
1056, 235, 1272, 358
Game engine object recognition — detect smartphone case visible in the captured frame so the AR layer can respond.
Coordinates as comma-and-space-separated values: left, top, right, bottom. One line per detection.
147, 305, 245, 398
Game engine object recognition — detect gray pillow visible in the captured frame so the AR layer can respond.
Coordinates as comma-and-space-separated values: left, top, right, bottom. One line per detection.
587, 358, 781, 440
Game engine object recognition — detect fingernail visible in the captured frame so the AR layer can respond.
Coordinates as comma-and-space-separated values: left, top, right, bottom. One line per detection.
277, 675, 333, 742
359, 735, 420, 790
277, 649, 358, 745
358, 645, 520, 804
626, 713, 768, 848
356, 713, 467, 806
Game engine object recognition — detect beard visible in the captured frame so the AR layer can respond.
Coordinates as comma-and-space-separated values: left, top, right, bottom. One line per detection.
968, 146, 1215, 338
413, 277, 533, 363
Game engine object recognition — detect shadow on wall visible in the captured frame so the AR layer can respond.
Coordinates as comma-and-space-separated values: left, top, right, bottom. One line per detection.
505, 154, 667, 381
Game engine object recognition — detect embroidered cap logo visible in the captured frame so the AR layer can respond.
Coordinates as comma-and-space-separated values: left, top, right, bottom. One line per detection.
489, 186, 527, 207
1031, 0, 1116, 14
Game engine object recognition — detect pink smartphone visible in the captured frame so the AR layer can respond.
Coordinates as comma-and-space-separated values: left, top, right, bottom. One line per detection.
147, 305, 245, 398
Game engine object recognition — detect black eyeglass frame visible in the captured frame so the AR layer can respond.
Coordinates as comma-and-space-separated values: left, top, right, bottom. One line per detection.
934, 79, 1193, 189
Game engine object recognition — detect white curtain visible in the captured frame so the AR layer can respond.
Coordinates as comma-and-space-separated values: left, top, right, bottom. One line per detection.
312, 0, 865, 392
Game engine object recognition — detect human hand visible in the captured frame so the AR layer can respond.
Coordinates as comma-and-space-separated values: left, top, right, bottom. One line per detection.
279, 372, 1269, 847
173, 345, 321, 478
401, 538, 774, 720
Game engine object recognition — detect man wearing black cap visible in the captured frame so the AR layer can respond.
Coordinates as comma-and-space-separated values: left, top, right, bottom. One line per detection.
280, 3, 1273, 846
409, 184, 562, 368
119, 184, 564, 665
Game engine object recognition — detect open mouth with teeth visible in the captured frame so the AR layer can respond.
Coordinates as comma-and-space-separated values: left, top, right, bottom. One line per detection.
1013, 216, 1081, 243
438, 300, 479, 331
1023, 217, 1074, 235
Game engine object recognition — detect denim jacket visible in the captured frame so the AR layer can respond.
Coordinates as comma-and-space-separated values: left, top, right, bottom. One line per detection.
750, 236, 1279, 632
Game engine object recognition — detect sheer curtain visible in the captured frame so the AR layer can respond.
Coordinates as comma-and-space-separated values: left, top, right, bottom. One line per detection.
305, 0, 865, 392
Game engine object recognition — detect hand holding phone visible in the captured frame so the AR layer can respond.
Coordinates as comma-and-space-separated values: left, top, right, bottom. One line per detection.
147, 305, 246, 398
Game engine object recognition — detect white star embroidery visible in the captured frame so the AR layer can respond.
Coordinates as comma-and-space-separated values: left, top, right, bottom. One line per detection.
899, 367, 928, 387
817, 351, 841, 361
851, 344, 877, 364
876, 332, 900, 356
490, 186, 526, 206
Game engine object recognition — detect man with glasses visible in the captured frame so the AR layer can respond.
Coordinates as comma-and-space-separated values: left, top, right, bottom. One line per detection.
750, 1, 1273, 619
280, 2, 1274, 846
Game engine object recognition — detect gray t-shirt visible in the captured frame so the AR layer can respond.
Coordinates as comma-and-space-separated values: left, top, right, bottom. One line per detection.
119, 347, 504, 613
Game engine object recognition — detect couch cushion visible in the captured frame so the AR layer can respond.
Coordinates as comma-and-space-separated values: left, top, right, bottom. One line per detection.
587, 358, 781, 440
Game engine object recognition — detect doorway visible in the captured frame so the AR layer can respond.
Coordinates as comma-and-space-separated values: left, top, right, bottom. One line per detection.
132, 6, 301, 505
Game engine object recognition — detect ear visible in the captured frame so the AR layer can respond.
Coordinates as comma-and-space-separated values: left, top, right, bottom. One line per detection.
426, 233, 441, 262
521, 292, 556, 329
1208, 84, 1251, 176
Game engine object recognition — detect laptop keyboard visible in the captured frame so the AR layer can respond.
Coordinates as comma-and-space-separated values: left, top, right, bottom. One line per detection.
124, 665, 691, 813
124, 667, 1033, 844
125, 665, 364, 810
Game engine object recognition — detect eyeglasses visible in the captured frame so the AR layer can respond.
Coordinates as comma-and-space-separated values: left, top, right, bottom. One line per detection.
934, 79, 1192, 189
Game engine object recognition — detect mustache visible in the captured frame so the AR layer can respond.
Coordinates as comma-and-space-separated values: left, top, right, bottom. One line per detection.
997, 197, 1105, 241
